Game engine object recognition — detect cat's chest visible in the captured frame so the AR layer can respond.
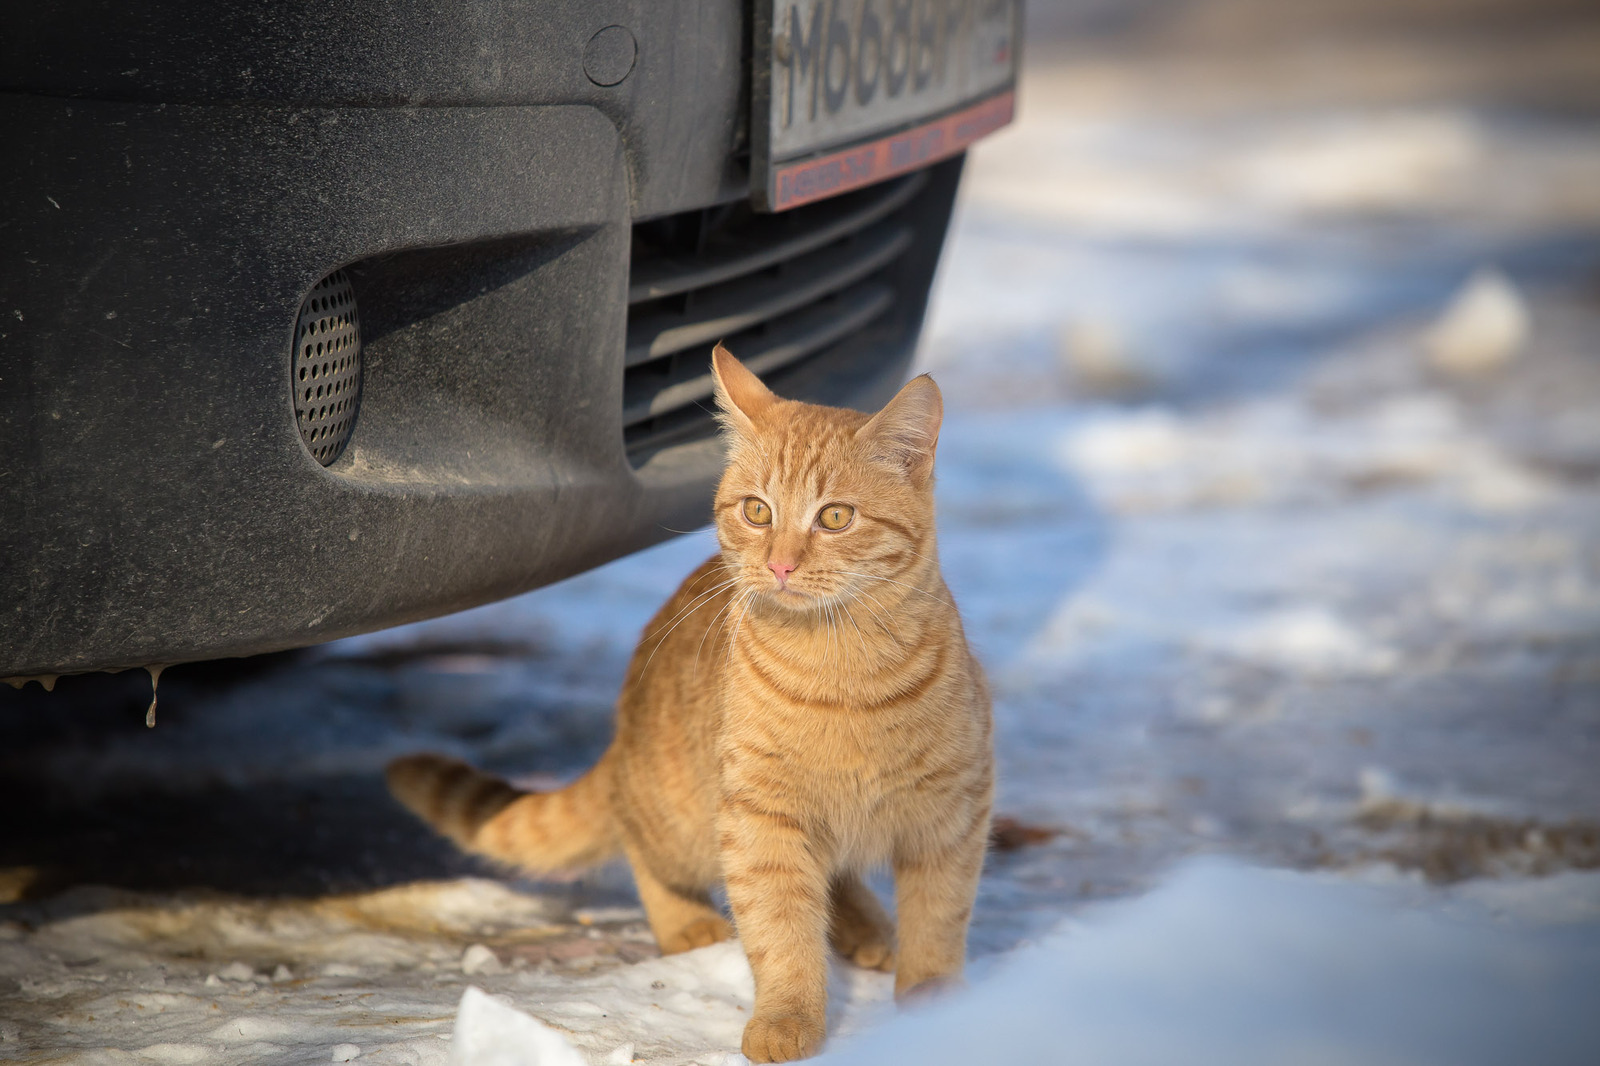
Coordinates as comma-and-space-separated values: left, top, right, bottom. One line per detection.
720, 668, 972, 805
731, 614, 952, 708
743, 708, 971, 861
767, 709, 906, 780
719, 616, 977, 815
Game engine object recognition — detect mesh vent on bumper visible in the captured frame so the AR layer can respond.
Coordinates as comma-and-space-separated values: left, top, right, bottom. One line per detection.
622, 172, 931, 462
292, 269, 362, 466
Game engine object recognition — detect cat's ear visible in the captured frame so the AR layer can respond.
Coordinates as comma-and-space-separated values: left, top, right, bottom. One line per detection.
711, 342, 777, 436
858, 374, 943, 481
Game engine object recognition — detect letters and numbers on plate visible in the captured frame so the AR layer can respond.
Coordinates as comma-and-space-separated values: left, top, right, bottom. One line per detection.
753, 0, 1019, 211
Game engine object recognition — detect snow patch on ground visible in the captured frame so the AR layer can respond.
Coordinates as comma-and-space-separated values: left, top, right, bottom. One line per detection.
0, 877, 897, 1065
820, 861, 1600, 1066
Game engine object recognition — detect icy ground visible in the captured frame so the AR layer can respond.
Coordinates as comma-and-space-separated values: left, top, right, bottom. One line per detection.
5, 4, 1600, 1063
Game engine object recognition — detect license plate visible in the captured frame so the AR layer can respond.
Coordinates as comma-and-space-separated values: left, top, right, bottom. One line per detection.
752, 0, 1019, 211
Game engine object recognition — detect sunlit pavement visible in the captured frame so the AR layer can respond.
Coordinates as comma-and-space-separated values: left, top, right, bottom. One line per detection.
4, 3, 1600, 1062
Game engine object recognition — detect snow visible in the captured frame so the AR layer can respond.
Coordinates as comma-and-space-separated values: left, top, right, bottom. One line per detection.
462, 946, 507, 977
6, 6, 1600, 1064
818, 861, 1600, 1066
1426, 269, 1530, 377
451, 988, 587, 1066
0, 874, 901, 1063
436, 863, 1600, 1066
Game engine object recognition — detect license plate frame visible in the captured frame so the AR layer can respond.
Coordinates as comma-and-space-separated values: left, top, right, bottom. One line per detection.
751, 0, 1019, 212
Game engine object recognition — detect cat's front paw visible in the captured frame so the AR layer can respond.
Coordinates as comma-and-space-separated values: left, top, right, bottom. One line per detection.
894, 972, 964, 1004
828, 887, 897, 972
830, 922, 896, 972
659, 916, 733, 955
741, 1011, 825, 1063
844, 938, 896, 972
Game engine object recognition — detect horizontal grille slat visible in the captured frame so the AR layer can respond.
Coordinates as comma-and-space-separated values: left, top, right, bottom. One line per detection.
623, 408, 731, 459
627, 172, 927, 304
623, 283, 894, 427
625, 222, 912, 368
623, 169, 946, 465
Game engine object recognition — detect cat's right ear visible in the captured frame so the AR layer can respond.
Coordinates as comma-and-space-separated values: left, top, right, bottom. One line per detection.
711, 342, 776, 437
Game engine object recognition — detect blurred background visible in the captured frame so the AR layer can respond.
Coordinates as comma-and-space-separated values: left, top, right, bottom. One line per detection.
4, 0, 1599, 1060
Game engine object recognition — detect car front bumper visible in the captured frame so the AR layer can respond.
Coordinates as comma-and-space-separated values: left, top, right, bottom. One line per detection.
0, 1, 963, 678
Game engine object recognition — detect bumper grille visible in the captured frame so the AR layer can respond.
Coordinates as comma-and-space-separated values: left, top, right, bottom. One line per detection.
623, 172, 930, 462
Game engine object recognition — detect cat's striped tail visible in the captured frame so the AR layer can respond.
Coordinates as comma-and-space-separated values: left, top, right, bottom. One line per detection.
385, 751, 620, 874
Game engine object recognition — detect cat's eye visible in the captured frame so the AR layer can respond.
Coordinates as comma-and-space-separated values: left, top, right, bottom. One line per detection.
742, 497, 772, 526
817, 504, 855, 531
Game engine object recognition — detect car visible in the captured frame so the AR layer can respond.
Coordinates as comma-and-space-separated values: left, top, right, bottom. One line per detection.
1, 0, 1018, 681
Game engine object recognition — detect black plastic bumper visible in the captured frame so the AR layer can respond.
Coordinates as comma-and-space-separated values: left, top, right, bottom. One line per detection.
0, 2, 962, 678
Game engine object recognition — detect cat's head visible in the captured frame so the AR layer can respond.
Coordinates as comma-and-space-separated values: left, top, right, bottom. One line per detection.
709, 343, 942, 612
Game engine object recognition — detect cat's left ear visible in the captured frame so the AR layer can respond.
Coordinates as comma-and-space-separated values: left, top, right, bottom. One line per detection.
858, 374, 943, 482
711, 341, 777, 437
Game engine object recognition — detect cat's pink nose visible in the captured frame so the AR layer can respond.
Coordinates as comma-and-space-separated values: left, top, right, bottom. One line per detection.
768, 560, 796, 587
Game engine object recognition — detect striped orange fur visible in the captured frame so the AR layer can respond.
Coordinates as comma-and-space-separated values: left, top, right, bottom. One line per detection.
387, 343, 993, 1062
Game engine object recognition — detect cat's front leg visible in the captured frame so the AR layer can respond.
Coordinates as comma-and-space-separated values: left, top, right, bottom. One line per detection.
719, 797, 830, 1063
891, 803, 989, 1000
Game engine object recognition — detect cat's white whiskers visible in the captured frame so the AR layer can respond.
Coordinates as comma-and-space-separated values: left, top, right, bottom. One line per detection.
828, 570, 955, 608
838, 599, 871, 657
693, 588, 745, 679
727, 585, 759, 666
642, 571, 738, 643
898, 544, 943, 574
844, 589, 901, 643
642, 576, 738, 651
832, 598, 844, 665
858, 606, 902, 645
814, 600, 832, 663
639, 575, 742, 677
716, 588, 757, 670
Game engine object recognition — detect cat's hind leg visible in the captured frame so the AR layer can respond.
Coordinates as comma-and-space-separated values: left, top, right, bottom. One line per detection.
828, 873, 896, 972
624, 842, 732, 955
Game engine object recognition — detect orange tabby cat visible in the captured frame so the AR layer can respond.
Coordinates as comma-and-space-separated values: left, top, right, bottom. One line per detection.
388, 343, 993, 1062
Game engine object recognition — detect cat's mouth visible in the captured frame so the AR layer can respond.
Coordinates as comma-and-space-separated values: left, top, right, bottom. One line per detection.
767, 585, 814, 605
758, 580, 841, 611
741, 569, 836, 609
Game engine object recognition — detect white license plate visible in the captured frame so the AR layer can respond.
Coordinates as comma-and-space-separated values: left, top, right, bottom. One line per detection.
753, 0, 1019, 211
